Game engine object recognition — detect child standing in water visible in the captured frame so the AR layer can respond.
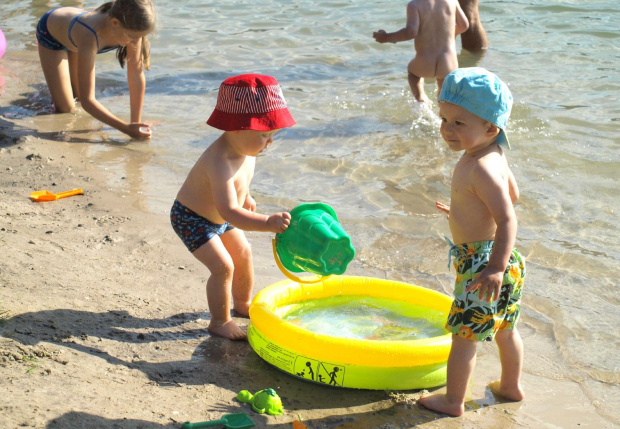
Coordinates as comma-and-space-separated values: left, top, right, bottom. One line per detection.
36, 0, 155, 140
171, 74, 294, 340
373, 0, 469, 103
419, 68, 525, 416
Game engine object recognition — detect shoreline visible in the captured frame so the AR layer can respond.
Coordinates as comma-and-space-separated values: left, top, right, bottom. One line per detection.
1, 56, 617, 429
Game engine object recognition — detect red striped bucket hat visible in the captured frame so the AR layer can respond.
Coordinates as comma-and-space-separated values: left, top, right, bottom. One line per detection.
207, 74, 296, 131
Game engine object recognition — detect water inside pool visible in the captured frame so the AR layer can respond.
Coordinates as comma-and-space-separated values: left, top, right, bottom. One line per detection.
275, 296, 447, 341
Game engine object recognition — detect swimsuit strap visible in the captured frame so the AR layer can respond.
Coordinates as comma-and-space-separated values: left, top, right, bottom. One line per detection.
443, 235, 458, 269
68, 11, 100, 50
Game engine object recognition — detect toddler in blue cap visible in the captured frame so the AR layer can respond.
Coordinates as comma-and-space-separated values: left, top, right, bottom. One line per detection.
419, 68, 526, 416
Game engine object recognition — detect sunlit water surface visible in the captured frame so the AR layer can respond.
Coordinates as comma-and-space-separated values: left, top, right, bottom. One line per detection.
276, 296, 447, 340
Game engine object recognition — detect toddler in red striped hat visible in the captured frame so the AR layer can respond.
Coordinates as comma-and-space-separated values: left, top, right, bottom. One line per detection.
170, 74, 295, 340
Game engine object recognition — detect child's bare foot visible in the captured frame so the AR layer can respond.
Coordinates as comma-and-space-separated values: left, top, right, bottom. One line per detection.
208, 320, 247, 341
488, 380, 525, 402
418, 393, 464, 417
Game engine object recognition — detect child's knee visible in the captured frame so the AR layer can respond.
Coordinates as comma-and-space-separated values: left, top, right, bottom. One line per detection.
449, 334, 479, 355
233, 240, 253, 264
495, 328, 521, 345
240, 239, 252, 255
208, 257, 235, 279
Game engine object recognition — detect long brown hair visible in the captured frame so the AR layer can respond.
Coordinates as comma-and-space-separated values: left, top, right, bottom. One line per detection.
96, 0, 156, 70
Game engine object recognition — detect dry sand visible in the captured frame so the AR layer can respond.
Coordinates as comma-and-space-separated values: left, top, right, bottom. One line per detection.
1, 56, 617, 429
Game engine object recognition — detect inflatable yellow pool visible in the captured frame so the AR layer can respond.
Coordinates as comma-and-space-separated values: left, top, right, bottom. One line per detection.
248, 276, 452, 390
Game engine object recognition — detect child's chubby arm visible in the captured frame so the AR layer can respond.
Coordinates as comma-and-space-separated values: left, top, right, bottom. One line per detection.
76, 37, 150, 140
210, 165, 290, 234
465, 164, 518, 302
373, 1, 419, 43
454, 2, 470, 35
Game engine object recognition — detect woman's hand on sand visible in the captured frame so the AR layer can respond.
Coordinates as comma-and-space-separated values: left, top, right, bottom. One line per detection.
267, 212, 291, 233
126, 122, 152, 140
436, 201, 450, 219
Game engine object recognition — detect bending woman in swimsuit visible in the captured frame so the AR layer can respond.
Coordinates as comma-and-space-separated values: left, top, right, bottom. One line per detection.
36, 0, 156, 140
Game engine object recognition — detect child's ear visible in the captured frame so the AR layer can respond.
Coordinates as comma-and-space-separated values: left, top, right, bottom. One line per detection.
110, 18, 122, 28
487, 123, 501, 139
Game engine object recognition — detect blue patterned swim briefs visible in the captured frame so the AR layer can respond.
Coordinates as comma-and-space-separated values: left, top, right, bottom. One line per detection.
170, 199, 234, 253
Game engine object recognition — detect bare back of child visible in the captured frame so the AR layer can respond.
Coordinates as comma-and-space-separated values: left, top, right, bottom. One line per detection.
409, 0, 468, 94
373, 0, 468, 102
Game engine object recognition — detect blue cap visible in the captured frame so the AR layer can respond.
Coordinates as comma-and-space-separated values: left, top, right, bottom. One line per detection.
439, 67, 513, 148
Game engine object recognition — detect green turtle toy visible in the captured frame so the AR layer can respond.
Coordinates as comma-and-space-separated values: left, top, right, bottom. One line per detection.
237, 388, 284, 416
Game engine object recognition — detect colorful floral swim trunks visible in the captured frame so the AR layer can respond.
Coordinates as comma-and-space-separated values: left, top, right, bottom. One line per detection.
446, 240, 525, 342
170, 199, 234, 253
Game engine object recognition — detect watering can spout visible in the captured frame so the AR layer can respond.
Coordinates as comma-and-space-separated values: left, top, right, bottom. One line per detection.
274, 203, 355, 282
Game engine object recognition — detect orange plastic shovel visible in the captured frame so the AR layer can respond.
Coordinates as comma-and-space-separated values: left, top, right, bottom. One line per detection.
30, 188, 83, 202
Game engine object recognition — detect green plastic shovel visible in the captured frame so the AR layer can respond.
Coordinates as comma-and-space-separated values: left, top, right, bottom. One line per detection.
181, 413, 255, 429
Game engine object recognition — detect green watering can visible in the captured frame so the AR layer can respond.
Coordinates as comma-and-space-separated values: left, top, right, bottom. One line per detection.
273, 203, 355, 283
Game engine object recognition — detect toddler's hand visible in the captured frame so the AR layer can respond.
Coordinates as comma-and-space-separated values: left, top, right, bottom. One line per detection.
373, 30, 387, 43
126, 122, 152, 140
436, 201, 450, 219
466, 268, 503, 302
244, 195, 256, 212
267, 212, 291, 233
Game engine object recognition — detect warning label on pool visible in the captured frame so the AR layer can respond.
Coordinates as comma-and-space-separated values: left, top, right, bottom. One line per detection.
294, 357, 345, 386
248, 324, 345, 386
248, 325, 297, 372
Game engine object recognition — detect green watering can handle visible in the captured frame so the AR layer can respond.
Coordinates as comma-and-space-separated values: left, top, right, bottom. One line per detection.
272, 239, 331, 284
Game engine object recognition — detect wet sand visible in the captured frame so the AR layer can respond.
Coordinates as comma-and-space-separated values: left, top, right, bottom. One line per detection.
0, 56, 617, 429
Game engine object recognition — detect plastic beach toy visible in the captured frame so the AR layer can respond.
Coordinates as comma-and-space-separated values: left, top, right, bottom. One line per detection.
30, 188, 83, 202
0, 29, 6, 59
181, 413, 255, 429
248, 276, 452, 390
237, 388, 284, 416
274, 202, 355, 283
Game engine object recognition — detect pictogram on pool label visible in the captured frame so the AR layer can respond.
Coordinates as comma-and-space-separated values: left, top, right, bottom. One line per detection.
293, 357, 319, 381
249, 324, 346, 386
294, 356, 345, 386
